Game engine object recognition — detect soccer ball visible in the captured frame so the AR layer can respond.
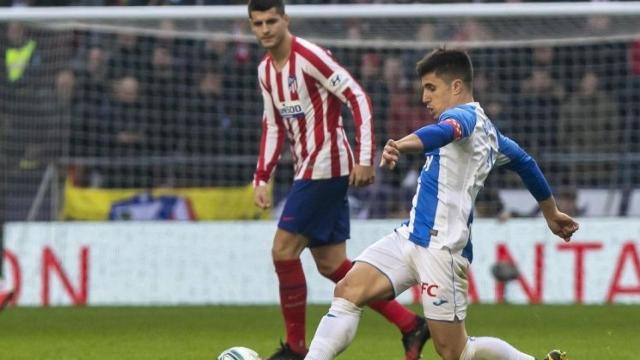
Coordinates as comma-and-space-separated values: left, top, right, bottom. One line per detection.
217, 346, 262, 360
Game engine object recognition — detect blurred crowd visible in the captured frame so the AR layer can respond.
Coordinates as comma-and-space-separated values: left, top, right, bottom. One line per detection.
1, 6, 640, 220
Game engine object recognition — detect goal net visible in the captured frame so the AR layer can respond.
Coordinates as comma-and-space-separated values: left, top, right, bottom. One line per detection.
0, 3, 639, 222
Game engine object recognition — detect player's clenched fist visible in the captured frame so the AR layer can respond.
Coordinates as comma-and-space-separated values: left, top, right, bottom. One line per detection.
253, 185, 271, 209
547, 211, 579, 242
379, 139, 400, 170
349, 164, 375, 187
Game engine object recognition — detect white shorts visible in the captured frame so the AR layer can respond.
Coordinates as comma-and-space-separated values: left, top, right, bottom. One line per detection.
355, 229, 470, 321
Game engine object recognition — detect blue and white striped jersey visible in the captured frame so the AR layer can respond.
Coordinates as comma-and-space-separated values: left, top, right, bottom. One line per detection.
397, 102, 551, 262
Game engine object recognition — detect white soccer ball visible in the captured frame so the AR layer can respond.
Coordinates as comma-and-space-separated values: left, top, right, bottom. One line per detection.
217, 346, 262, 360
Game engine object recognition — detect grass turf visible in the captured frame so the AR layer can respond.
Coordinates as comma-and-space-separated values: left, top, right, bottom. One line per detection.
0, 304, 637, 359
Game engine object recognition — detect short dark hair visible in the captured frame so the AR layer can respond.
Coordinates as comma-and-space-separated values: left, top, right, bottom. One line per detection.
415, 48, 473, 89
248, 0, 285, 17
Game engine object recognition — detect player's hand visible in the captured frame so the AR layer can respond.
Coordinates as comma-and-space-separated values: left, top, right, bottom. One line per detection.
349, 164, 375, 187
545, 211, 579, 242
379, 139, 400, 170
253, 185, 271, 209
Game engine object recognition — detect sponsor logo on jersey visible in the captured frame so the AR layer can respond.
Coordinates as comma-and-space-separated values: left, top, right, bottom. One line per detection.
279, 100, 304, 120
432, 298, 448, 306
329, 73, 342, 87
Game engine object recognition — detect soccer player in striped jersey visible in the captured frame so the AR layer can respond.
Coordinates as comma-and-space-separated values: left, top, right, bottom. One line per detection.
304, 49, 578, 360
248, 1, 430, 359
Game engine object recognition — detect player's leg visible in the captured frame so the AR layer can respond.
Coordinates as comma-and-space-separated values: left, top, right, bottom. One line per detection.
305, 231, 417, 360
414, 245, 469, 360
310, 243, 429, 360
271, 228, 309, 358
427, 319, 468, 360
417, 247, 536, 360
268, 177, 347, 359
457, 336, 536, 360
428, 320, 538, 360
309, 188, 424, 334
311, 243, 419, 331
308, 240, 347, 278
305, 261, 395, 360
425, 300, 539, 360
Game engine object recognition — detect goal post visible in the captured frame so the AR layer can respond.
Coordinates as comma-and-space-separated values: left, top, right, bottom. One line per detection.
0, 3, 638, 221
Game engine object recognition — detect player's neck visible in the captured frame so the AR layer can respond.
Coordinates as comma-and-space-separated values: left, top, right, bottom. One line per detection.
455, 93, 475, 105
269, 32, 293, 70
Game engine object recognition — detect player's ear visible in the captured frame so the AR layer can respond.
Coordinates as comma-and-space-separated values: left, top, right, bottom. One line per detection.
283, 14, 290, 26
451, 79, 465, 95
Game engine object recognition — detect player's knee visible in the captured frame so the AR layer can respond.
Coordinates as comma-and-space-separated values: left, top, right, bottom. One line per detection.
433, 340, 463, 360
316, 262, 336, 278
315, 255, 347, 278
271, 231, 305, 260
434, 347, 460, 360
333, 279, 353, 300
271, 244, 300, 261
334, 277, 366, 307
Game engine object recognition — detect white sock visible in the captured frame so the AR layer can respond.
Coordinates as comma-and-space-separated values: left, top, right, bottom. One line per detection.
460, 336, 535, 360
304, 297, 363, 360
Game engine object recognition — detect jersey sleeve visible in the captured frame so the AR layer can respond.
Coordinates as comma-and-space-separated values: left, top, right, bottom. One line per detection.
437, 107, 477, 140
253, 74, 286, 187
496, 131, 552, 201
413, 122, 456, 153
298, 43, 374, 166
413, 105, 481, 152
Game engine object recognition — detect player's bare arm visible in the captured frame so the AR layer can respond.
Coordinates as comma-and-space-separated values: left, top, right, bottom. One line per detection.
379, 134, 423, 170
349, 164, 374, 187
253, 185, 271, 209
539, 197, 579, 242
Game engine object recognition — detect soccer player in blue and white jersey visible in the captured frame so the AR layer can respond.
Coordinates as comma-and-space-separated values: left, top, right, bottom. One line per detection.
304, 48, 579, 360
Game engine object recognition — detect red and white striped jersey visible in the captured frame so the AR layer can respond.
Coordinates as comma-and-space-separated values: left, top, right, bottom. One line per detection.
253, 36, 374, 187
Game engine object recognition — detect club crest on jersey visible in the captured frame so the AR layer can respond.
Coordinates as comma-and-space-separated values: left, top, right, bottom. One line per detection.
288, 75, 298, 94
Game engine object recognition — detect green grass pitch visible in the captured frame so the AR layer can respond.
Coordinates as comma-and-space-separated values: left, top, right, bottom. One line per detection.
0, 304, 637, 359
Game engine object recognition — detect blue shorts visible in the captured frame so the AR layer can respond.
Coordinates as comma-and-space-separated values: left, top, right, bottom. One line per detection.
278, 176, 350, 247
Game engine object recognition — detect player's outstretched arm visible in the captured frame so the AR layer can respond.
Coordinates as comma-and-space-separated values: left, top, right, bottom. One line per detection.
379, 121, 459, 170
495, 132, 579, 241
539, 197, 579, 242
379, 134, 423, 170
